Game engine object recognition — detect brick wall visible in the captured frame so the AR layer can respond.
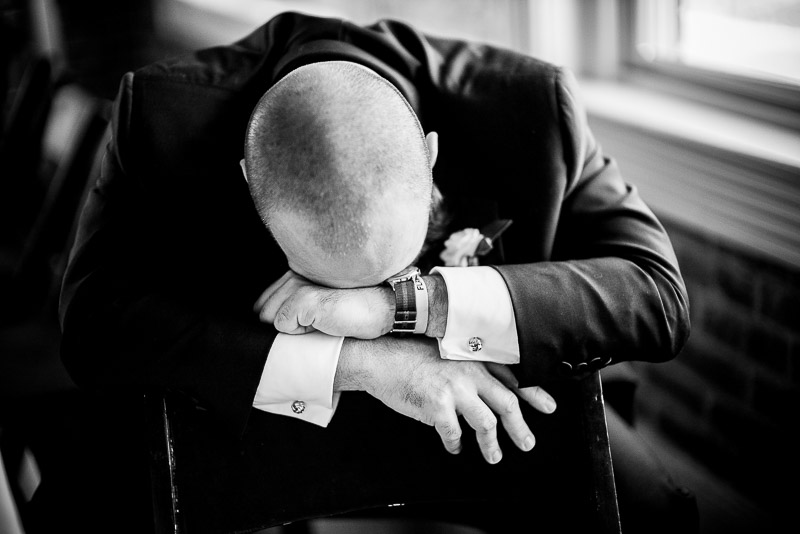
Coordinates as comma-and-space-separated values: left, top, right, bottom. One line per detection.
630, 219, 800, 513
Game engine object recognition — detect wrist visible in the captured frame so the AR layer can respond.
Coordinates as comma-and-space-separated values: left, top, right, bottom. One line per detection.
422, 274, 448, 338
334, 338, 369, 392
334, 337, 397, 395
385, 267, 428, 335
378, 286, 396, 335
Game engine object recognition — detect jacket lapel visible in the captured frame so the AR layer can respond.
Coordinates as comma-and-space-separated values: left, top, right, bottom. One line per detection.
417, 193, 509, 273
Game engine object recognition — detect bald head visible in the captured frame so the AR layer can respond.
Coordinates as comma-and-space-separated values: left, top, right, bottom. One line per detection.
243, 61, 436, 287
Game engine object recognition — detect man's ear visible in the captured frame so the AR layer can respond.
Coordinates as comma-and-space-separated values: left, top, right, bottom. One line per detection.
425, 131, 439, 169
239, 158, 248, 183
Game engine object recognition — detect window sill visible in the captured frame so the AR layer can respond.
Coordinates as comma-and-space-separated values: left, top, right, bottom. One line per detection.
580, 79, 800, 270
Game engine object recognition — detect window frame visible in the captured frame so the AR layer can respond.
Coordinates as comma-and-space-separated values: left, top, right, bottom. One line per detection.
617, 0, 800, 130
572, 0, 800, 270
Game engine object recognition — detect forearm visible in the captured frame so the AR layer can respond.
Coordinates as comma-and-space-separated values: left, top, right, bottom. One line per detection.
333, 337, 371, 392
497, 256, 689, 387
60, 187, 271, 435
61, 275, 273, 436
422, 273, 448, 338
333, 335, 440, 393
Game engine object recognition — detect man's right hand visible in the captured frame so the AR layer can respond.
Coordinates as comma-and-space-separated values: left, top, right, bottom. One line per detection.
335, 335, 551, 464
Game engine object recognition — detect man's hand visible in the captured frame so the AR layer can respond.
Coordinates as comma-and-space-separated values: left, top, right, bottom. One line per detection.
485, 362, 557, 415
254, 271, 393, 338
335, 336, 556, 464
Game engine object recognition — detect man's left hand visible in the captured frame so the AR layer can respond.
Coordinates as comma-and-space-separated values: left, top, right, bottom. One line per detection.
254, 271, 392, 338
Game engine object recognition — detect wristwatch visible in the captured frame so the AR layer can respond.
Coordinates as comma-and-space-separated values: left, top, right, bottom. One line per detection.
385, 267, 428, 335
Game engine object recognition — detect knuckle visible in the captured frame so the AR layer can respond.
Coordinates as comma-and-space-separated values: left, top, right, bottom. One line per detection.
462, 362, 483, 377
430, 389, 451, 410
531, 387, 548, 405
477, 413, 498, 434
502, 392, 520, 415
274, 303, 294, 329
318, 290, 337, 308
297, 289, 331, 327
438, 421, 462, 442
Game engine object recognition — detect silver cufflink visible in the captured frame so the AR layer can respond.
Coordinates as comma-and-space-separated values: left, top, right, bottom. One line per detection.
468, 337, 483, 352
291, 400, 306, 414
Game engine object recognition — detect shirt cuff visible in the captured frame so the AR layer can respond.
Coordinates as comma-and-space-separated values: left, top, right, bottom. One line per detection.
253, 332, 344, 427
431, 266, 520, 364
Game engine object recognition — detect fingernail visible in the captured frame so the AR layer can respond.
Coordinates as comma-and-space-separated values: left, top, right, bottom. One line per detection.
545, 398, 557, 413
523, 435, 535, 451
491, 450, 502, 464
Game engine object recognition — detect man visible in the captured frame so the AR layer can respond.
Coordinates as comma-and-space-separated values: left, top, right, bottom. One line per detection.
59, 11, 692, 532
241, 60, 559, 465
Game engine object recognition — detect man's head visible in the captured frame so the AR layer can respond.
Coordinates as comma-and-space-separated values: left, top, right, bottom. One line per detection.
242, 61, 438, 288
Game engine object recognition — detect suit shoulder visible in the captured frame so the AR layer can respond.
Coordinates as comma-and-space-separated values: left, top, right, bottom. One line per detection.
132, 11, 345, 91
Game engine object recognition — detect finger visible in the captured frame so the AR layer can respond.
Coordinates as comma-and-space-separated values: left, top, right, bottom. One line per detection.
434, 414, 463, 455
275, 324, 317, 335
273, 283, 334, 334
270, 290, 308, 333
485, 362, 518, 387
486, 363, 556, 414
259, 278, 308, 324
479, 379, 536, 453
460, 400, 501, 464
516, 386, 557, 414
253, 271, 294, 312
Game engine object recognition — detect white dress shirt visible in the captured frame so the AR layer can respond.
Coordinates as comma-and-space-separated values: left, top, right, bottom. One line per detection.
252, 266, 520, 426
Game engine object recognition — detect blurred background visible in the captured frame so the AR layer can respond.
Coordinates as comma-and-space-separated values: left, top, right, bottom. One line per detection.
1, 1, 798, 533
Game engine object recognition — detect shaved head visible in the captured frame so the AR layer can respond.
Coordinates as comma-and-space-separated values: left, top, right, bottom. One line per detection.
243, 61, 435, 287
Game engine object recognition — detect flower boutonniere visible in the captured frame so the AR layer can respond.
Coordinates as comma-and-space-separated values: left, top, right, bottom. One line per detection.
439, 219, 513, 267
440, 228, 485, 267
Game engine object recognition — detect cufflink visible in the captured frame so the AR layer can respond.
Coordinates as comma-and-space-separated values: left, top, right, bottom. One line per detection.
291, 400, 306, 414
468, 337, 483, 352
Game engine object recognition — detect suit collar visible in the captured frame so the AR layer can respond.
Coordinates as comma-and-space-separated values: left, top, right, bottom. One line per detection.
272, 39, 422, 117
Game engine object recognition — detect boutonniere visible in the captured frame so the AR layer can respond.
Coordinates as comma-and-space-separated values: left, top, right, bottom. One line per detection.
440, 219, 513, 267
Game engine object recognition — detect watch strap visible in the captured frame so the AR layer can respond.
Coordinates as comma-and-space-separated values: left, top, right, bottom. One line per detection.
391, 278, 417, 333
413, 275, 428, 335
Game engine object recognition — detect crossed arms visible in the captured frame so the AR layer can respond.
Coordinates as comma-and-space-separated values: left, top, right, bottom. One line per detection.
57, 68, 689, 464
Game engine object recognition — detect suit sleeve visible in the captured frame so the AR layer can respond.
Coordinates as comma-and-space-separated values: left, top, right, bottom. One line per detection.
58, 74, 274, 437
495, 68, 690, 387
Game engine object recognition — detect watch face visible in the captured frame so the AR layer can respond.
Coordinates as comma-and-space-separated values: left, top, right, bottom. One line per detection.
386, 266, 421, 287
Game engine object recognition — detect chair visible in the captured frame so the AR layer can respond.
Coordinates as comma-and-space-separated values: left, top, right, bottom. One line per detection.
1, 84, 110, 324
0, 55, 54, 249
131, 13, 630, 534
146, 371, 621, 534
0, 86, 111, 533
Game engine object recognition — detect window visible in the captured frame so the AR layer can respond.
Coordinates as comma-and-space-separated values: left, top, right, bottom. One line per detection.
625, 0, 800, 126
636, 0, 800, 85
578, 0, 800, 269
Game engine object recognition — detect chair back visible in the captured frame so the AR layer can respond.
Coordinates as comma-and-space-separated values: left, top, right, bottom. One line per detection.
140, 17, 622, 534
4, 86, 110, 321
147, 372, 620, 534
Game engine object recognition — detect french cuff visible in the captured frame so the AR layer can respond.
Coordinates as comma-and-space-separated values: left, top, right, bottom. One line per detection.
431, 266, 520, 364
253, 332, 344, 427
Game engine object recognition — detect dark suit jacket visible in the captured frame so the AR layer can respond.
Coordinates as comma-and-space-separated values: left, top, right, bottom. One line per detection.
59, 12, 689, 439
